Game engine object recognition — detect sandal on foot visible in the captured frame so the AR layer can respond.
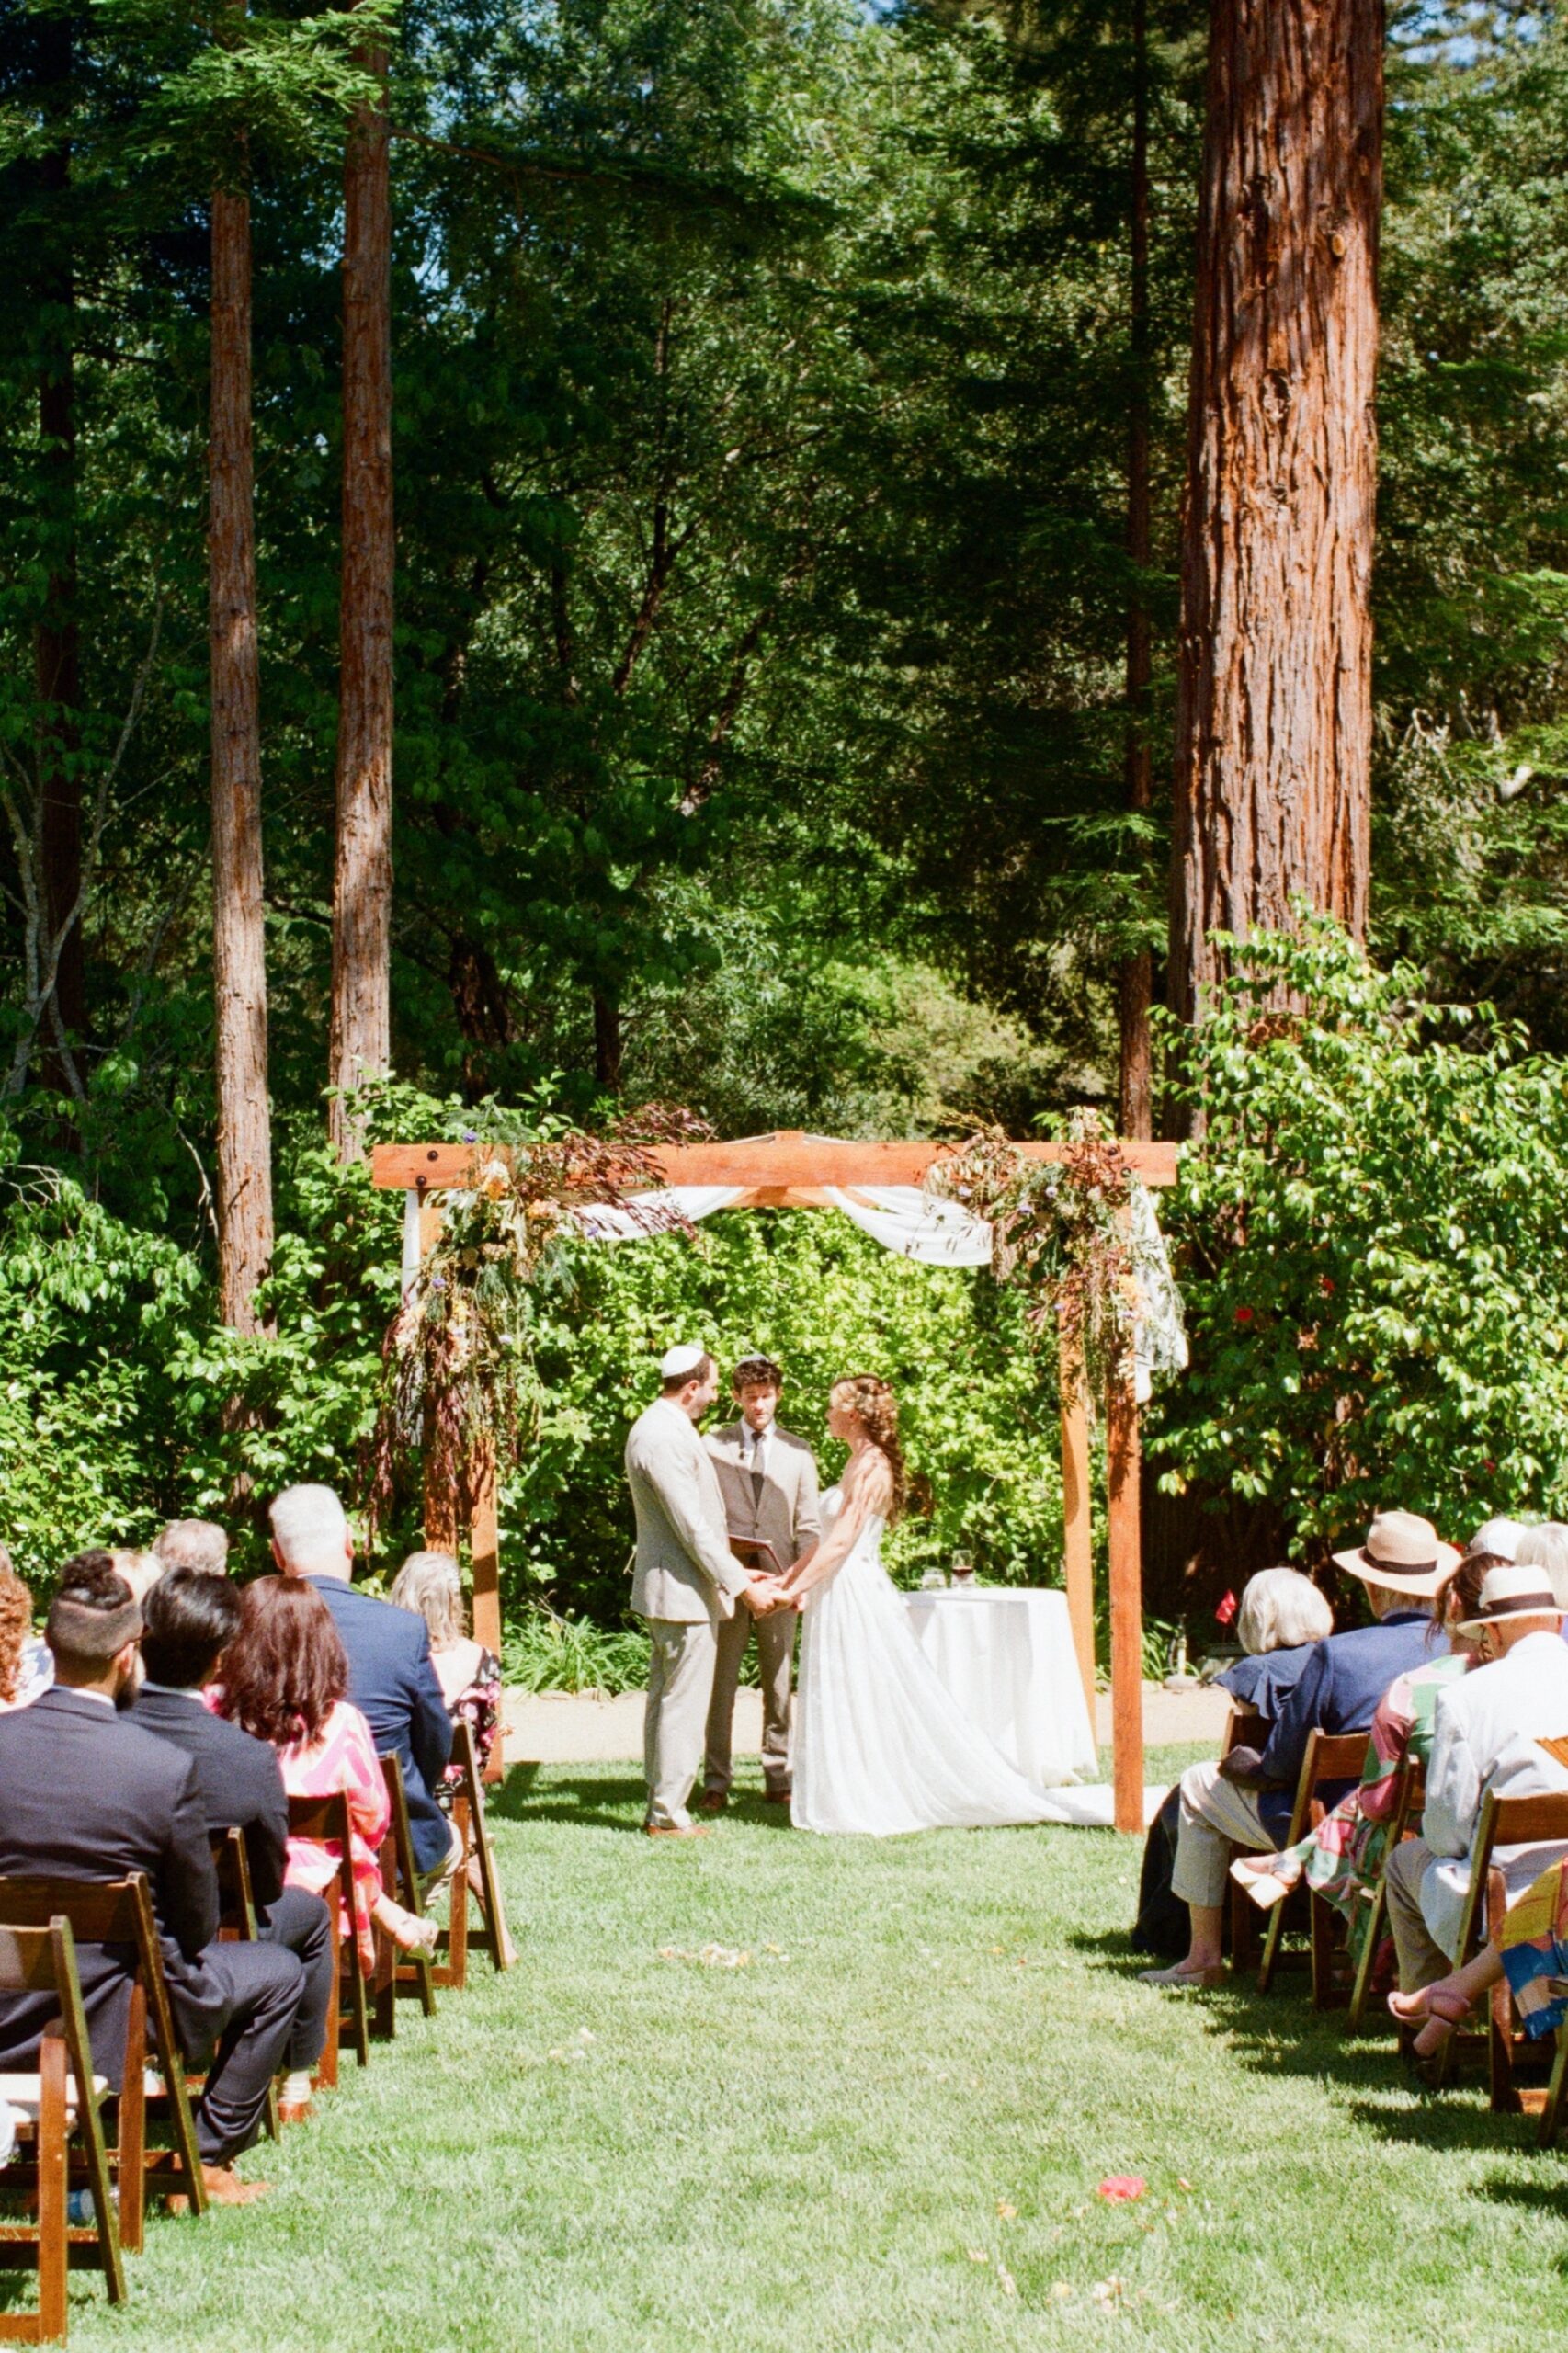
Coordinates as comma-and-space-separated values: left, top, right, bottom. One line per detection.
1137, 1962, 1226, 1990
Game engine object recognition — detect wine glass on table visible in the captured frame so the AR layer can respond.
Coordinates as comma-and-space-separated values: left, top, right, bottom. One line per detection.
950, 1549, 975, 1589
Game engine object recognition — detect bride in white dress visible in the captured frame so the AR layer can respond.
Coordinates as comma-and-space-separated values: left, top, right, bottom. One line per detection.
780, 1375, 1060, 1836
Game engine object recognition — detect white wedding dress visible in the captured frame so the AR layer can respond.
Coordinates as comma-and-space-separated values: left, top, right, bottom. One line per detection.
790, 1486, 1062, 1835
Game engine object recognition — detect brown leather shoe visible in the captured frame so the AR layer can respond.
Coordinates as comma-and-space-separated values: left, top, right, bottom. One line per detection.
170, 2165, 270, 2212
762, 1788, 791, 1805
643, 1821, 713, 1838
696, 1790, 726, 1814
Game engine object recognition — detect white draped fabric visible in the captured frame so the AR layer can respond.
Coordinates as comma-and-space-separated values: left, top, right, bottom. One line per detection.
400, 1166, 1187, 1399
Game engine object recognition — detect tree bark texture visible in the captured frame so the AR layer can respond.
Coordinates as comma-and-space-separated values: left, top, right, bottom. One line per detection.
329, 17, 394, 1156
210, 167, 275, 1334
1119, 0, 1154, 1142
35, 18, 85, 1085
1168, 0, 1381, 1025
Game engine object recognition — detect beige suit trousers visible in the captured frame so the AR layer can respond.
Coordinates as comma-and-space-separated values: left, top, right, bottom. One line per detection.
1169, 1759, 1272, 1911
704, 1605, 795, 1798
1384, 1836, 1454, 1991
644, 1618, 717, 1830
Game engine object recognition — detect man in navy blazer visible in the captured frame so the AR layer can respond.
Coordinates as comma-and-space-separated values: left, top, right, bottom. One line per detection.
268, 1484, 458, 1881
0, 1559, 304, 2200
1140, 1510, 1458, 1990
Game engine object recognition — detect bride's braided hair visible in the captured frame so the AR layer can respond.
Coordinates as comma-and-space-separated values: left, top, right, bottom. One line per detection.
834, 1374, 907, 1524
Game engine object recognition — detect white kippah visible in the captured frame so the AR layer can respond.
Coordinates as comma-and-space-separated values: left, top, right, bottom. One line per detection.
660, 1343, 706, 1380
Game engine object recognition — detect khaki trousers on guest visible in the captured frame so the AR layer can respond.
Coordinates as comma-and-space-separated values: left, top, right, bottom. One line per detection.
1384, 1836, 1454, 1992
643, 1618, 717, 1830
704, 1605, 795, 1799
1170, 1760, 1273, 1912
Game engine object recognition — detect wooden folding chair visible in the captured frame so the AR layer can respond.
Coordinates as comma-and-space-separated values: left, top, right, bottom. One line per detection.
1440, 1789, 1568, 2116
0, 1875, 206, 2244
1346, 1758, 1425, 2029
0, 1916, 126, 2342
374, 1756, 437, 2035
1256, 1732, 1368, 1997
433, 1722, 513, 1991
203, 1832, 279, 2143
285, 1791, 367, 2080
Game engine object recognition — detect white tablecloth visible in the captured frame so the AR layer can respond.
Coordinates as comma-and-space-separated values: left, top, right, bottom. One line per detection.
904, 1588, 1097, 1788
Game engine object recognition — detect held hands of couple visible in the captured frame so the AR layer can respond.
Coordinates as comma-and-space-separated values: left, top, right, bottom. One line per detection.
743, 1576, 796, 1618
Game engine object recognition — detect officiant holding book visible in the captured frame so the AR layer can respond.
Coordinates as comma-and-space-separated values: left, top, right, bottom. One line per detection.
700, 1355, 822, 1811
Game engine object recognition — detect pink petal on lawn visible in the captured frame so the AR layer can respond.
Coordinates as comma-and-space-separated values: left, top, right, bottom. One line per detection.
1096, 2176, 1146, 2204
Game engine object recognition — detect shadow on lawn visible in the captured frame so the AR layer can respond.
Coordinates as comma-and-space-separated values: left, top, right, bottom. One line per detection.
1068, 1924, 1560, 2156
492, 1766, 797, 1835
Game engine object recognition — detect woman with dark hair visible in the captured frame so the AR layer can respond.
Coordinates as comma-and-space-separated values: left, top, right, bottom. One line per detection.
215, 1579, 435, 1965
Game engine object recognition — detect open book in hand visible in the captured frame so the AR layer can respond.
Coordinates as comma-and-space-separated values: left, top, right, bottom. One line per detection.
727, 1530, 785, 1575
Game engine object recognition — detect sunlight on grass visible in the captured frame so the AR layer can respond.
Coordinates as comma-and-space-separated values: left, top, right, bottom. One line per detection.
39, 1748, 1568, 2352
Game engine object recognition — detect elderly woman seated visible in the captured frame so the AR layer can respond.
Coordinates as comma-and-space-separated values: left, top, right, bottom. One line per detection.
1141, 1512, 1455, 1991
1133, 1567, 1330, 1961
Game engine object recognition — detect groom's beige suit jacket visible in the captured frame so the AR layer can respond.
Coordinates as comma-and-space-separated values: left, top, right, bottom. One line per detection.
626, 1397, 752, 1625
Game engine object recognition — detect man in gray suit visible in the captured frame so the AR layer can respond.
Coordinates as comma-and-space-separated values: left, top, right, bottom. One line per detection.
700, 1354, 821, 1812
626, 1346, 784, 1837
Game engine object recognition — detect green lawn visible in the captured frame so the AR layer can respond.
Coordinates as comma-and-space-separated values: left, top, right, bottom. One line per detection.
33, 1747, 1568, 2352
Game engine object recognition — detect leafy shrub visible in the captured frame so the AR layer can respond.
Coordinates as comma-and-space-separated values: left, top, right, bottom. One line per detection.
1150, 920, 1568, 1555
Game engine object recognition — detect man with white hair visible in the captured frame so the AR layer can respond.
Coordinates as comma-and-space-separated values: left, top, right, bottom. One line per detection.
268, 1485, 457, 1881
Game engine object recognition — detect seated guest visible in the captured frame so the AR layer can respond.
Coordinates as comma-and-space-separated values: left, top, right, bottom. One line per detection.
1516, 1522, 1568, 1610
1214, 1569, 1335, 1718
1134, 1567, 1330, 1960
1383, 1560, 1568, 1998
133, 1569, 334, 2123
216, 1577, 437, 1965
0, 1550, 51, 1711
268, 1486, 457, 1886
1468, 1518, 1525, 1563
153, 1519, 231, 1577
0, 1556, 305, 2202
387, 1551, 503, 1790
107, 1550, 164, 1604
1140, 1509, 1452, 1990
1231, 1551, 1490, 1920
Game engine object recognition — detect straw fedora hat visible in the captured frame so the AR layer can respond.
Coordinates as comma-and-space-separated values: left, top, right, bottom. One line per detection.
1331, 1509, 1461, 1600
1457, 1562, 1564, 1636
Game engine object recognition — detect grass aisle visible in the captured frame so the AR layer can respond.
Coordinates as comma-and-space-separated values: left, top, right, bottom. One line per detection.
57, 1748, 1568, 2352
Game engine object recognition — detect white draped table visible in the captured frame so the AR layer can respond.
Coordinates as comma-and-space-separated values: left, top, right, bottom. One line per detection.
904, 1587, 1097, 1789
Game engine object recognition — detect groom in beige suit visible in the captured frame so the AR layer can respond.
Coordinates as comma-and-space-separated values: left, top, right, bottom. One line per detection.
626, 1345, 783, 1836
700, 1353, 821, 1811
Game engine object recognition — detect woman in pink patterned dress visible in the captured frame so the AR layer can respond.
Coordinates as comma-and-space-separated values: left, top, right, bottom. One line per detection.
216, 1578, 436, 1971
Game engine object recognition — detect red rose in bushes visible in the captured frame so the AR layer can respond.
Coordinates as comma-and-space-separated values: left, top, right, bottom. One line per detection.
1233, 1305, 1255, 1325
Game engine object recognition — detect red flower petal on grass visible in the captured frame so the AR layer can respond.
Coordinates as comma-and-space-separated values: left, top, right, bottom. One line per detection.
1096, 2177, 1145, 2204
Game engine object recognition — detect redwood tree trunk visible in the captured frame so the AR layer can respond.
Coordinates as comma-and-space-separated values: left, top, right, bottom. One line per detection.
36, 17, 84, 1089
329, 14, 394, 1156
1168, 0, 1381, 1025
1118, 0, 1154, 1142
210, 156, 275, 1335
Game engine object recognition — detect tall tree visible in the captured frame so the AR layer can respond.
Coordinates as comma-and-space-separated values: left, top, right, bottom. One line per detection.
328, 0, 393, 1154
34, 8, 85, 1095
209, 0, 273, 1333
1168, 0, 1383, 1024
1118, 0, 1154, 1138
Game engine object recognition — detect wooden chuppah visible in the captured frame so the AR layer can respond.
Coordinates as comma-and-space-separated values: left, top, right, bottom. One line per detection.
370, 1132, 1180, 1830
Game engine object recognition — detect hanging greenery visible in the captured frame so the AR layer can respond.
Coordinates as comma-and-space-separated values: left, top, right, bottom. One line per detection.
926, 1108, 1143, 1404
366, 1107, 712, 1544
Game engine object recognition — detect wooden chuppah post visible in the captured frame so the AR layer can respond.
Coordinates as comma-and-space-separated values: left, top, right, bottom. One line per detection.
1057, 1323, 1096, 1723
1105, 1360, 1146, 1835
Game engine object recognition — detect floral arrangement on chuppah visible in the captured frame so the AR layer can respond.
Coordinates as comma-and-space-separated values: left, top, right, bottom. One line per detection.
366, 1107, 714, 1540
925, 1108, 1187, 1408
